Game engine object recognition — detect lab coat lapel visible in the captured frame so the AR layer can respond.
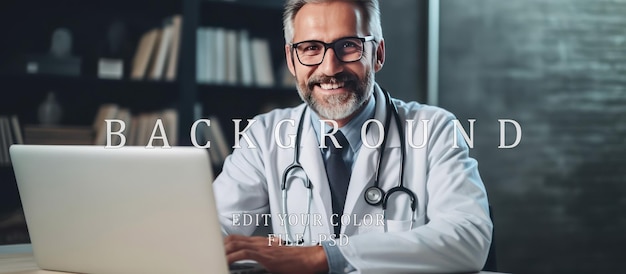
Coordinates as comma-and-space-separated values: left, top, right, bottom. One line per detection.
299, 114, 333, 232
342, 85, 402, 234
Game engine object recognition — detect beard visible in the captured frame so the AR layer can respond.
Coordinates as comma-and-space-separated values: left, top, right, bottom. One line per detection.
295, 69, 375, 120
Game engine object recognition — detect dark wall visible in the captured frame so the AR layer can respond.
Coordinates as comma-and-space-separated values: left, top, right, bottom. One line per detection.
439, 0, 626, 273
377, 0, 428, 103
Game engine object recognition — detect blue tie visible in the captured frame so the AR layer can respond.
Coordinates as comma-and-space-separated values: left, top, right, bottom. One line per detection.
324, 131, 351, 236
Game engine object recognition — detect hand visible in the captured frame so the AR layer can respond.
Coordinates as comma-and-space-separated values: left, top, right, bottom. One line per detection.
224, 234, 328, 274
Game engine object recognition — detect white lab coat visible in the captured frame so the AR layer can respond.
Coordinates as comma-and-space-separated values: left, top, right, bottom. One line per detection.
214, 85, 493, 273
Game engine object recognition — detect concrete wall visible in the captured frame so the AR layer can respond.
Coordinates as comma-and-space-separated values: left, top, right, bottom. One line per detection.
377, 0, 427, 103
439, 0, 626, 273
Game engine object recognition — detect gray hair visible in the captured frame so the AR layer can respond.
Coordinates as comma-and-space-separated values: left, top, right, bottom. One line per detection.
283, 0, 383, 44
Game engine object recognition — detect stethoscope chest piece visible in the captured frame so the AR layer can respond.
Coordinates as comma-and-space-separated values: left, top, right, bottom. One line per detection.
282, 89, 419, 237
365, 186, 384, 205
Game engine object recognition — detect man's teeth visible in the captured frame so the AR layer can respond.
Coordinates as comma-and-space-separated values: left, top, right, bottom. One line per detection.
319, 82, 345, 90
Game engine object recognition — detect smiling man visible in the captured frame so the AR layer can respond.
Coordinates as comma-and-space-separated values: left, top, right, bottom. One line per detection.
216, 0, 493, 273
287, 1, 380, 127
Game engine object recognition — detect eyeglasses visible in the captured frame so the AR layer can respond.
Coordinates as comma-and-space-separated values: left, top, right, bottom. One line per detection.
291, 36, 375, 66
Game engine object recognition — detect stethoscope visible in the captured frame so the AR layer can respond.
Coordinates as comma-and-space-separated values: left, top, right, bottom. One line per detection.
280, 90, 417, 244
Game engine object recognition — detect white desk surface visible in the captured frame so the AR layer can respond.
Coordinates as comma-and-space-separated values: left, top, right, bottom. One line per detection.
0, 245, 61, 274
0, 244, 507, 274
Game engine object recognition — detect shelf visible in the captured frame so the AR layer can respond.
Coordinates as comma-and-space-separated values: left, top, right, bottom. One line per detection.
204, 0, 285, 10
0, 0, 307, 236
197, 84, 300, 115
0, 0, 300, 160
196, 84, 301, 142
0, 73, 179, 88
194, 85, 300, 148
0, 74, 180, 105
198, 0, 285, 48
0, 1, 183, 69
0, 74, 180, 125
197, 84, 296, 97
1, 74, 295, 101
2, 0, 182, 16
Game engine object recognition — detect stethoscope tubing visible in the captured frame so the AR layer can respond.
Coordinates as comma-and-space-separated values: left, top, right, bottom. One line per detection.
281, 89, 418, 238
281, 109, 311, 244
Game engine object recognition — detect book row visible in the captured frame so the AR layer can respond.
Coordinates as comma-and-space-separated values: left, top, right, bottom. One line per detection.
0, 105, 232, 169
196, 27, 294, 88
131, 15, 183, 81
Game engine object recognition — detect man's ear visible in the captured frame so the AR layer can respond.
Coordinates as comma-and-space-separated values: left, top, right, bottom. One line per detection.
374, 39, 385, 72
285, 44, 296, 76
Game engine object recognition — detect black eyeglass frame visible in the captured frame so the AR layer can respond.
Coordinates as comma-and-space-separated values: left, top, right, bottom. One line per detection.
290, 36, 376, 66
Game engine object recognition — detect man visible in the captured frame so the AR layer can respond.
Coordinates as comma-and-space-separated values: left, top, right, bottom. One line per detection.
217, 0, 492, 273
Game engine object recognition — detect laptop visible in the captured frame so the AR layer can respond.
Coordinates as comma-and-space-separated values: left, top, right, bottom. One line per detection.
10, 145, 264, 274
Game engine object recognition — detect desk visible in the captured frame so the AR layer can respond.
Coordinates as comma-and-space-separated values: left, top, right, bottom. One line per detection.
0, 244, 62, 274
0, 244, 507, 274
0, 253, 66, 274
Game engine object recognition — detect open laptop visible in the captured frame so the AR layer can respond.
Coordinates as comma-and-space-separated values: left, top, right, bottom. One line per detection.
10, 145, 264, 274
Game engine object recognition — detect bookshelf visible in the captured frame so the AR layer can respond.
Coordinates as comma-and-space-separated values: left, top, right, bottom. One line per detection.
0, 0, 299, 142
193, 0, 301, 146
0, 0, 300, 245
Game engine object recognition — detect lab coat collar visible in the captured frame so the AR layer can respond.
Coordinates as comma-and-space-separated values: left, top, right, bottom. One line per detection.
342, 85, 402, 230
364, 84, 402, 149
297, 84, 403, 234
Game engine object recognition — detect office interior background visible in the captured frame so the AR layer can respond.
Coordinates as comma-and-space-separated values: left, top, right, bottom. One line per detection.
1, 0, 625, 273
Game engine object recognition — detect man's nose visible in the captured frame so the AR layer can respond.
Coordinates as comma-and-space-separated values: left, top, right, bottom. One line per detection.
318, 48, 344, 76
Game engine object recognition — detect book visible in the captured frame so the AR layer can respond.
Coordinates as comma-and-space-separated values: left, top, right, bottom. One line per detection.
149, 17, 174, 80
206, 28, 218, 84
225, 29, 238, 85
93, 104, 120, 145
0, 116, 9, 165
251, 38, 275, 87
196, 28, 208, 83
208, 115, 231, 166
145, 30, 163, 80
86, 107, 181, 147
165, 15, 183, 81
214, 28, 227, 84
161, 108, 179, 146
127, 116, 140, 146
131, 28, 161, 80
134, 113, 152, 147
10, 115, 24, 145
238, 30, 255, 86
199, 117, 226, 167
200, 121, 220, 166
109, 108, 131, 147
197, 27, 217, 84
2, 118, 14, 163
